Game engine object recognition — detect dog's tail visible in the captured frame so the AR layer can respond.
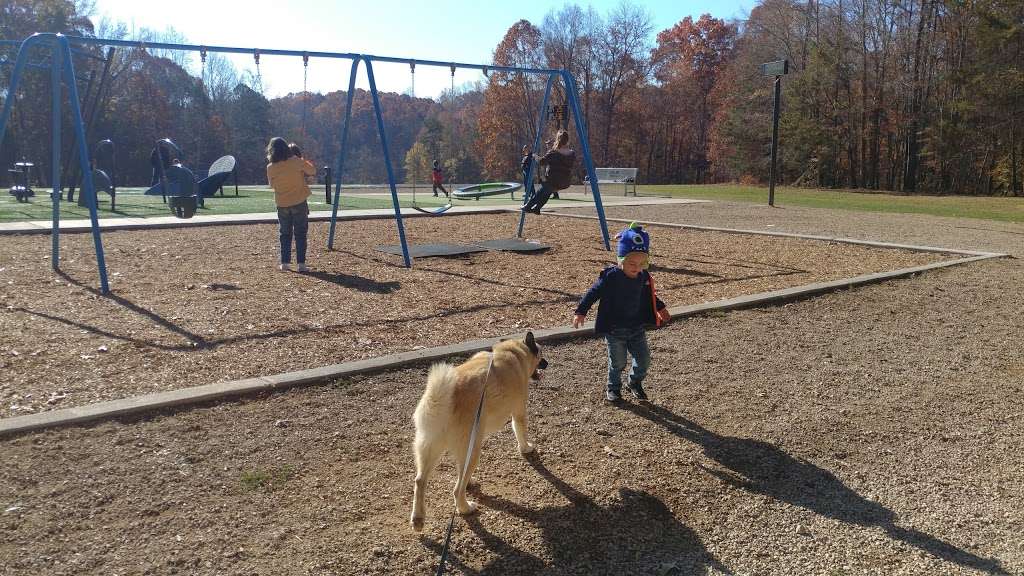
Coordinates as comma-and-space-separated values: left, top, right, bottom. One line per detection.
413, 362, 458, 437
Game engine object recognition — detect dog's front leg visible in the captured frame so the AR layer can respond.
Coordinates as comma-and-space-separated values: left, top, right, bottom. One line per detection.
511, 411, 535, 455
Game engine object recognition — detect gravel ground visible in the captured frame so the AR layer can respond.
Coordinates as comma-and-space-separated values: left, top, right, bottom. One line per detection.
0, 211, 944, 414
580, 199, 1024, 257
1, 202, 1022, 575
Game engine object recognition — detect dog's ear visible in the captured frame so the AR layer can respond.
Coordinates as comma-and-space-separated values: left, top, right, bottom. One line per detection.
524, 331, 538, 355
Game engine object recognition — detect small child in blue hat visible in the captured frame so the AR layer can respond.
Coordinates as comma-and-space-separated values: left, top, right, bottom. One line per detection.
573, 222, 671, 402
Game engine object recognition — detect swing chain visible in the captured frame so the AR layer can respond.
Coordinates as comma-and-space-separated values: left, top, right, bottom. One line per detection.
409, 61, 415, 97
198, 48, 207, 170
449, 65, 456, 102
253, 48, 263, 94
301, 52, 310, 139
199, 47, 207, 88
302, 51, 309, 93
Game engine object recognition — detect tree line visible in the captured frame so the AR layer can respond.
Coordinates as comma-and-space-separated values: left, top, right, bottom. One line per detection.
1, 0, 1021, 195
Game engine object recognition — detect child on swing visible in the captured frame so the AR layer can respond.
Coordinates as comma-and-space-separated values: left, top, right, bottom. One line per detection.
573, 223, 671, 403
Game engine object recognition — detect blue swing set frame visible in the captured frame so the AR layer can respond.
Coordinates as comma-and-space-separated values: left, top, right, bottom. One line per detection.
0, 33, 611, 293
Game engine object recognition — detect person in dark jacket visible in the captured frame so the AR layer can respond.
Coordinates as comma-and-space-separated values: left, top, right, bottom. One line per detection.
573, 223, 671, 402
520, 144, 536, 200
521, 130, 573, 213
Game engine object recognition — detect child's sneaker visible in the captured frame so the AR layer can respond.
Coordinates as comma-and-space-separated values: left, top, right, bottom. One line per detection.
626, 381, 649, 401
278, 263, 291, 272
605, 389, 622, 402
297, 263, 309, 273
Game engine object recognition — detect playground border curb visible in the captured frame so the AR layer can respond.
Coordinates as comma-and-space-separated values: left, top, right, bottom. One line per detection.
0, 239, 1008, 438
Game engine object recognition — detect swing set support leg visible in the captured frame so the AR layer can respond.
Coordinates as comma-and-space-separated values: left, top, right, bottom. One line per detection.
327, 58, 361, 252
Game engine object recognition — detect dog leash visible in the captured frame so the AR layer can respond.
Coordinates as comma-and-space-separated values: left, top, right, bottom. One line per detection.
435, 352, 494, 576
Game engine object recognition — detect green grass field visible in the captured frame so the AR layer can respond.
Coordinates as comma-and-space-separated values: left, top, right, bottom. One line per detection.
2, 182, 1022, 224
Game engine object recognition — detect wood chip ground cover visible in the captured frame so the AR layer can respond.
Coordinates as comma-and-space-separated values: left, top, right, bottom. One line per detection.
2, 205, 1021, 575
1, 212, 944, 414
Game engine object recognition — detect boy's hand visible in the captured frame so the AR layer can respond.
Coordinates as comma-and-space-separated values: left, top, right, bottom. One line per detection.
657, 308, 671, 324
572, 314, 586, 328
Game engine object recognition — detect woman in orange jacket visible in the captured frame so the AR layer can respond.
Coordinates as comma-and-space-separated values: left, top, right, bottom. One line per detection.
266, 137, 316, 272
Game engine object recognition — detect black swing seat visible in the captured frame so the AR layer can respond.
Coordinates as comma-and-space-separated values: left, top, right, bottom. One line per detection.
410, 202, 453, 216
91, 168, 112, 194
168, 195, 198, 219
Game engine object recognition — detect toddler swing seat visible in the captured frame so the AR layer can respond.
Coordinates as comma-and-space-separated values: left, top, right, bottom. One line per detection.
168, 195, 198, 219
145, 165, 198, 219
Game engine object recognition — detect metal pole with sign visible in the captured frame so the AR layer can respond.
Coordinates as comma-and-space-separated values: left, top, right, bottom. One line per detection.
761, 59, 788, 206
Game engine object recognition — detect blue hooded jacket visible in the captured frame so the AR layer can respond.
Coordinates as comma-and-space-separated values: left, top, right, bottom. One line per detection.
575, 265, 666, 334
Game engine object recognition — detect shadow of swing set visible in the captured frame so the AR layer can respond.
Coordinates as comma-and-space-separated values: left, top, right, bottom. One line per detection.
0, 33, 614, 295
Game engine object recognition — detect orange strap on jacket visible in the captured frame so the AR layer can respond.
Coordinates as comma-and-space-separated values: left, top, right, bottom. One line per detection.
648, 272, 662, 328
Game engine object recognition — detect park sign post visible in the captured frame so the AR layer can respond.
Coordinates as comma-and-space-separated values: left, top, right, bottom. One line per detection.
762, 59, 789, 206
760, 59, 789, 77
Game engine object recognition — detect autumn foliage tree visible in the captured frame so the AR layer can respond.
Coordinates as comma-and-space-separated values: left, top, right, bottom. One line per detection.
478, 19, 544, 180
653, 14, 736, 183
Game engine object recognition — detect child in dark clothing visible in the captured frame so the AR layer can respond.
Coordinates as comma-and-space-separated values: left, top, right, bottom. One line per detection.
573, 223, 671, 402
431, 160, 449, 198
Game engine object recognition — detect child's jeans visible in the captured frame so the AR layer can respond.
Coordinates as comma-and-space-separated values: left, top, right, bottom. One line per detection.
605, 326, 651, 393
278, 201, 309, 264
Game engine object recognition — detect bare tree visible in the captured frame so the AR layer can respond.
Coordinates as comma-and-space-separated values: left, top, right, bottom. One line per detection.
135, 26, 192, 70
592, 1, 653, 164
203, 52, 238, 109
541, 4, 601, 133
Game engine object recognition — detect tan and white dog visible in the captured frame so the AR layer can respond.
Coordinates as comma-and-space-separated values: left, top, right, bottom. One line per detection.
410, 331, 548, 532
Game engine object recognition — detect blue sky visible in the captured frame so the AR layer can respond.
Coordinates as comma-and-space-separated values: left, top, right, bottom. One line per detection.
88, 0, 751, 98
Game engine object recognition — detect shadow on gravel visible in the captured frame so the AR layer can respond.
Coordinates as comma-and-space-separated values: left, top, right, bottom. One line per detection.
23, 270, 537, 352
422, 452, 729, 575
302, 270, 400, 293
623, 403, 1006, 575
